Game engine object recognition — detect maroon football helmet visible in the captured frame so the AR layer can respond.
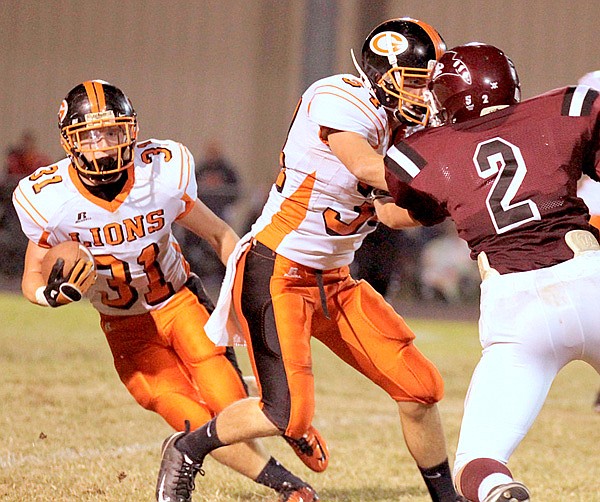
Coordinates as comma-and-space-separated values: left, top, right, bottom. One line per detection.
428, 42, 521, 124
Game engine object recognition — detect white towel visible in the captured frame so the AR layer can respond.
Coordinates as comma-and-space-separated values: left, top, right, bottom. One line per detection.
205, 232, 252, 346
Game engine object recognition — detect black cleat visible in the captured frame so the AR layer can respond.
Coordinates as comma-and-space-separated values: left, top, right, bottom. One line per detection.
156, 424, 204, 502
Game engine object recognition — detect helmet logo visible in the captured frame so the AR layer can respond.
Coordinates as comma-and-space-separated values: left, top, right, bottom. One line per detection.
432, 51, 472, 85
58, 100, 68, 123
370, 31, 408, 57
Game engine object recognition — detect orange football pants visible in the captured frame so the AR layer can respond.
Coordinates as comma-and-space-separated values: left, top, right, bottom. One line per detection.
233, 241, 444, 437
100, 283, 247, 432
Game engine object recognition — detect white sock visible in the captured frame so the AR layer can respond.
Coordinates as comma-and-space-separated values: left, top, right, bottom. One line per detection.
479, 473, 513, 501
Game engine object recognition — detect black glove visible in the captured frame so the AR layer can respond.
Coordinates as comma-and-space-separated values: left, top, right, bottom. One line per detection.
43, 258, 95, 307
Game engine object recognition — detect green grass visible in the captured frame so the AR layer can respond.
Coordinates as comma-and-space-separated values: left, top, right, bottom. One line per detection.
0, 293, 599, 501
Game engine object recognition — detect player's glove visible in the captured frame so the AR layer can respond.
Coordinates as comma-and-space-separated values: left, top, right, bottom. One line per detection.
43, 257, 96, 307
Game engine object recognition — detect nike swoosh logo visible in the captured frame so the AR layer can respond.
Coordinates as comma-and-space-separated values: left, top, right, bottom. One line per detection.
423, 472, 442, 479
157, 475, 170, 501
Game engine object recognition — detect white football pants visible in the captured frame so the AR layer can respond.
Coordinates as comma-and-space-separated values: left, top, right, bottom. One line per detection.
454, 250, 600, 474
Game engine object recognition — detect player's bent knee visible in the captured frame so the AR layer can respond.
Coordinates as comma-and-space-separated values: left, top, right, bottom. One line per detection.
261, 403, 294, 434
261, 400, 313, 437
394, 344, 444, 404
121, 372, 155, 409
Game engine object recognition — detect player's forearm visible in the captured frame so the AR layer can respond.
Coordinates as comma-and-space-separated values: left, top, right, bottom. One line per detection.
350, 155, 388, 190
22, 241, 49, 305
22, 273, 45, 304
210, 226, 239, 265
178, 199, 240, 264
374, 198, 420, 228
327, 130, 388, 190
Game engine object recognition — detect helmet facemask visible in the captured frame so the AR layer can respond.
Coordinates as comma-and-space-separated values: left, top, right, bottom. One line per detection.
376, 63, 434, 126
58, 80, 138, 185
61, 112, 137, 184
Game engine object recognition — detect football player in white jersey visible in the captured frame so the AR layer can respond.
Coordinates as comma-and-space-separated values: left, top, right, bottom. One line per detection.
12, 80, 325, 502
156, 19, 464, 502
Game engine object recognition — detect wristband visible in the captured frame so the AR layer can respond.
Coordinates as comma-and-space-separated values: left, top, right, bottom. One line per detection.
35, 286, 50, 307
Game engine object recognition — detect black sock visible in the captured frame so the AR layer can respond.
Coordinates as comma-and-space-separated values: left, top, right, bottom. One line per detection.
255, 457, 309, 493
175, 418, 226, 463
419, 459, 458, 502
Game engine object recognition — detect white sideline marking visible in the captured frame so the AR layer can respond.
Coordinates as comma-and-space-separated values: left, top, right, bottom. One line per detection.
0, 442, 156, 469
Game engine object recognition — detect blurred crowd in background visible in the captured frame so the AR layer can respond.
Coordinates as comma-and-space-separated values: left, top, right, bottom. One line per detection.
0, 129, 480, 304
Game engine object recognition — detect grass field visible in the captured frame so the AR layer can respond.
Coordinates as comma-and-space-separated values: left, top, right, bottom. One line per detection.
0, 291, 599, 501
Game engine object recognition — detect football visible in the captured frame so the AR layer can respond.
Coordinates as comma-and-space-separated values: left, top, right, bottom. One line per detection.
41, 241, 95, 283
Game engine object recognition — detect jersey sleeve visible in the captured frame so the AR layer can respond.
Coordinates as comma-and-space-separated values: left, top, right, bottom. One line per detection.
562, 85, 600, 180
176, 143, 198, 218
138, 139, 197, 219
307, 77, 384, 144
11, 161, 71, 247
384, 142, 448, 226
577, 176, 600, 214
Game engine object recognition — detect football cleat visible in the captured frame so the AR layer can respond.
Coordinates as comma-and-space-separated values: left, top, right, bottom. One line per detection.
284, 425, 329, 473
156, 424, 204, 502
278, 485, 320, 502
482, 481, 530, 502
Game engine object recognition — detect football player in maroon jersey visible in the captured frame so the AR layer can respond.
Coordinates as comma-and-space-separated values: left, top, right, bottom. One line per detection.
380, 43, 600, 502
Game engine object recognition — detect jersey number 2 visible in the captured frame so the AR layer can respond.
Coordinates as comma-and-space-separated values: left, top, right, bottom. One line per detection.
474, 138, 540, 234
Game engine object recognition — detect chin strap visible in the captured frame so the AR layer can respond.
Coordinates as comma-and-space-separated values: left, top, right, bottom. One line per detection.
351, 49, 371, 88
422, 90, 445, 127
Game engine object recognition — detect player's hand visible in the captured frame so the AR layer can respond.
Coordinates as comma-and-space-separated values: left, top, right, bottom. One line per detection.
43, 257, 96, 307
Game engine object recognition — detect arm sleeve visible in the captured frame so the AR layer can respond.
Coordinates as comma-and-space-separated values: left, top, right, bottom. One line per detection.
11, 176, 60, 247
384, 173, 448, 227
168, 142, 197, 219
384, 141, 448, 227
580, 88, 600, 180
307, 82, 382, 145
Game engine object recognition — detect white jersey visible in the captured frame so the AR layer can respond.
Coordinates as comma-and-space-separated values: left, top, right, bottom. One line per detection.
13, 138, 197, 316
251, 73, 391, 269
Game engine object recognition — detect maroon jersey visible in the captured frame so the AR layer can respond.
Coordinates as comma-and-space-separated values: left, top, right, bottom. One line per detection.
384, 85, 600, 273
